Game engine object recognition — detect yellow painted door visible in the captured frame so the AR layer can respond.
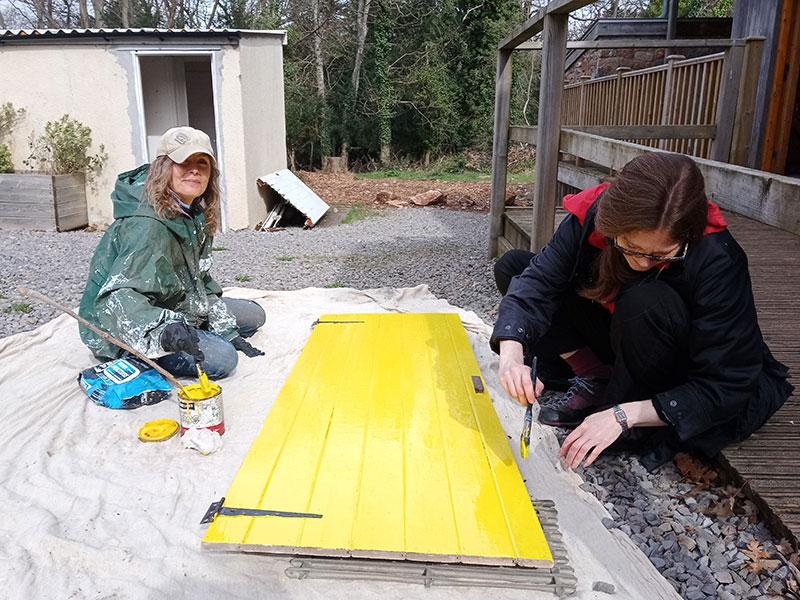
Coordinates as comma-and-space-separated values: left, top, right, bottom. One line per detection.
203, 313, 553, 568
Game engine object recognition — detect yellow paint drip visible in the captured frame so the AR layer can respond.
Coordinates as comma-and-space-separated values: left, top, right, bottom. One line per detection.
197, 366, 213, 395
203, 313, 553, 568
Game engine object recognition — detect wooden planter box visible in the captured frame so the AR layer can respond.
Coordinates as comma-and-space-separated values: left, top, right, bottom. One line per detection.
0, 172, 88, 231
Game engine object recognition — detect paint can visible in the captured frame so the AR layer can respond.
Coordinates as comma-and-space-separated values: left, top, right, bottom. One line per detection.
178, 382, 225, 435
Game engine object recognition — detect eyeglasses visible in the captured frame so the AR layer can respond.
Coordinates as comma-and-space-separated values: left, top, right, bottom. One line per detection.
612, 238, 689, 262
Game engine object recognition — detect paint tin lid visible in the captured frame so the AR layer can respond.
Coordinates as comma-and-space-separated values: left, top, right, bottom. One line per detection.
138, 418, 180, 443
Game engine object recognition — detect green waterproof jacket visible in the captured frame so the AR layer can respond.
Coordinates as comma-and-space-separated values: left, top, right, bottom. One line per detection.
79, 164, 238, 360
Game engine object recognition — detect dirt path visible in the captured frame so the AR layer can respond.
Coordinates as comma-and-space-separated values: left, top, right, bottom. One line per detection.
298, 171, 532, 211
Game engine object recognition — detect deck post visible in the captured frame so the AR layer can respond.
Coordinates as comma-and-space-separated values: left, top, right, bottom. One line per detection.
531, 12, 568, 252
613, 67, 631, 125
659, 54, 684, 150
711, 40, 746, 163
730, 37, 765, 167
575, 75, 590, 167
489, 49, 513, 259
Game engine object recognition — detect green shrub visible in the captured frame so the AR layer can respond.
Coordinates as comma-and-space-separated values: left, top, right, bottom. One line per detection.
0, 102, 26, 172
0, 102, 25, 140
0, 144, 12, 173
24, 114, 107, 176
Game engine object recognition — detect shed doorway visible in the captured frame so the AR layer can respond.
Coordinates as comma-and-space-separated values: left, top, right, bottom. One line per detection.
138, 55, 218, 161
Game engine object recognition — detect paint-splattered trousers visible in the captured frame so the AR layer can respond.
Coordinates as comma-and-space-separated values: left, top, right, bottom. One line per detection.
157, 298, 266, 379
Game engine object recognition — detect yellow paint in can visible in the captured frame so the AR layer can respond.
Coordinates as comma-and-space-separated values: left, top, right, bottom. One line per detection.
178, 380, 225, 435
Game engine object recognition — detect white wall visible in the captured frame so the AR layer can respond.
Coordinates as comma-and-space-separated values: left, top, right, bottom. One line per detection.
240, 35, 288, 227
0, 45, 136, 226
219, 34, 287, 229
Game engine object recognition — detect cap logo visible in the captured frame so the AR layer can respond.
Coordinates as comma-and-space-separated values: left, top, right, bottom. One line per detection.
175, 132, 189, 144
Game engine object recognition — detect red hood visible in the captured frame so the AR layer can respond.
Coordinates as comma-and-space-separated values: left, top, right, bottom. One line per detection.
562, 182, 728, 250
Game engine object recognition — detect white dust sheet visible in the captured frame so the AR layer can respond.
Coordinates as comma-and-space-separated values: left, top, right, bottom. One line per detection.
0, 286, 680, 600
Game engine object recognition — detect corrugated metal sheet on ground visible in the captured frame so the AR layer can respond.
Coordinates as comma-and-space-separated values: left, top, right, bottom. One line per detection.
203, 313, 553, 568
257, 169, 330, 227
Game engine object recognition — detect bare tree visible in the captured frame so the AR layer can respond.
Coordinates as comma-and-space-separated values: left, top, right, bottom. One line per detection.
91, 0, 104, 26
120, 0, 129, 26
351, 0, 371, 98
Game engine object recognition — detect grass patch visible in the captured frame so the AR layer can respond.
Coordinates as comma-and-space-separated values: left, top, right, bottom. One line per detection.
342, 206, 376, 224
0, 291, 6, 299
325, 281, 343, 289
7, 302, 33, 314
212, 246, 228, 251
234, 274, 252, 282
277, 255, 295, 262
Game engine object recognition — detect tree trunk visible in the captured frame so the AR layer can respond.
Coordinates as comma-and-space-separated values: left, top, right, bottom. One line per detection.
375, 1, 393, 164
339, 140, 349, 170
121, 0, 130, 26
78, 0, 89, 26
91, 0, 104, 27
311, 0, 331, 157
351, 0, 371, 99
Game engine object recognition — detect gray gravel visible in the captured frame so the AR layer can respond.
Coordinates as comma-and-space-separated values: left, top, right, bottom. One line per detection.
2, 206, 798, 599
0, 207, 498, 338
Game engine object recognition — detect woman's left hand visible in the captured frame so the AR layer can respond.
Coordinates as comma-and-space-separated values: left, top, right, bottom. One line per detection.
559, 408, 623, 469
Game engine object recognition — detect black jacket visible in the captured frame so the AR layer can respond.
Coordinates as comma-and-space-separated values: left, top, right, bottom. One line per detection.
491, 199, 792, 456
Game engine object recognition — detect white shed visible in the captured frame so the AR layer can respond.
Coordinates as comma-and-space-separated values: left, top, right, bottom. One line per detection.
0, 28, 287, 230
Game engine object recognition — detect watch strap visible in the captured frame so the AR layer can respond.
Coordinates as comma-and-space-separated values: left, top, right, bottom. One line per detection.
613, 404, 630, 432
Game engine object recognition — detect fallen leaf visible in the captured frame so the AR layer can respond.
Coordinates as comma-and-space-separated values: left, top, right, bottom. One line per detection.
704, 497, 735, 518
778, 538, 796, 556
743, 540, 781, 575
674, 453, 717, 483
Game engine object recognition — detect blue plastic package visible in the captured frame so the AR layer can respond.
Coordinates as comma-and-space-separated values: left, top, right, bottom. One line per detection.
78, 357, 172, 409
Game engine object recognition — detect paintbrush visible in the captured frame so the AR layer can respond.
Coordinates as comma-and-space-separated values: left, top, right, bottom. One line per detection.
519, 356, 538, 460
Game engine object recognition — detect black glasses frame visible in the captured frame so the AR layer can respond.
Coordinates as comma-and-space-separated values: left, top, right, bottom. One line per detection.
611, 238, 689, 262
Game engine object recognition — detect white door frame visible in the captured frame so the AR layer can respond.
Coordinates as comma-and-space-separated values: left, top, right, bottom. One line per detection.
131, 49, 228, 231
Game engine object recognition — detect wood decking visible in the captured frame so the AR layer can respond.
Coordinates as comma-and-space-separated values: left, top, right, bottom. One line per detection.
717, 213, 800, 544
503, 208, 800, 544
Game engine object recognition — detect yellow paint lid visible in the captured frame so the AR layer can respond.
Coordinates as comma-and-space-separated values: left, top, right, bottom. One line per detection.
138, 418, 180, 442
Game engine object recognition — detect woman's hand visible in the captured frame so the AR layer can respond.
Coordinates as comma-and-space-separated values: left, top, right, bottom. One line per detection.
559, 408, 622, 469
498, 340, 544, 407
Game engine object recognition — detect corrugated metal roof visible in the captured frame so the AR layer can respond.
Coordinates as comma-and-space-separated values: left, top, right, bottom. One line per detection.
0, 28, 286, 43
203, 313, 554, 568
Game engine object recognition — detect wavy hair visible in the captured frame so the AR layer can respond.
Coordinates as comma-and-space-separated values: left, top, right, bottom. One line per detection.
580, 153, 708, 303
144, 155, 221, 234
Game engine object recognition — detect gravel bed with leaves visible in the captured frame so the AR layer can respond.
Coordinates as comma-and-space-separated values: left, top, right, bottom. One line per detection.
1, 206, 797, 599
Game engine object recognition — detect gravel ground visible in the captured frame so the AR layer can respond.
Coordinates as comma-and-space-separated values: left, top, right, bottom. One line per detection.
1, 206, 797, 599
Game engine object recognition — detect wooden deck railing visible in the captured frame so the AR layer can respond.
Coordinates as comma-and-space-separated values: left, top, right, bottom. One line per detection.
562, 53, 725, 158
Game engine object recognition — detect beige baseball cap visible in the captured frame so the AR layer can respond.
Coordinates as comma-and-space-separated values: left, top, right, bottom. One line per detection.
155, 126, 215, 164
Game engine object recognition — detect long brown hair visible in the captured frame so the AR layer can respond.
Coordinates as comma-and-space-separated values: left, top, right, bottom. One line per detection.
144, 155, 222, 234
581, 153, 708, 303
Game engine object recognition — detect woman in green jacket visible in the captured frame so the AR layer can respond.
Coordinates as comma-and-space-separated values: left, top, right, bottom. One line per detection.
79, 127, 265, 379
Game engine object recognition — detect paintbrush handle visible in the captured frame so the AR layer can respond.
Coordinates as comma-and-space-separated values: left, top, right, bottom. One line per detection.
17, 286, 184, 390
530, 356, 539, 403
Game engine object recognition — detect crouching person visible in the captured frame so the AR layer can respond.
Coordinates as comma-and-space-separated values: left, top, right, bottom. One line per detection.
78, 126, 265, 379
492, 153, 792, 471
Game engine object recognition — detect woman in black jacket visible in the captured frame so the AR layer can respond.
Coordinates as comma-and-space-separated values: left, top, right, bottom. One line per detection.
492, 153, 792, 470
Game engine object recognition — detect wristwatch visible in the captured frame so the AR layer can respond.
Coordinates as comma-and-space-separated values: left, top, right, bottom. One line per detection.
613, 404, 630, 432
